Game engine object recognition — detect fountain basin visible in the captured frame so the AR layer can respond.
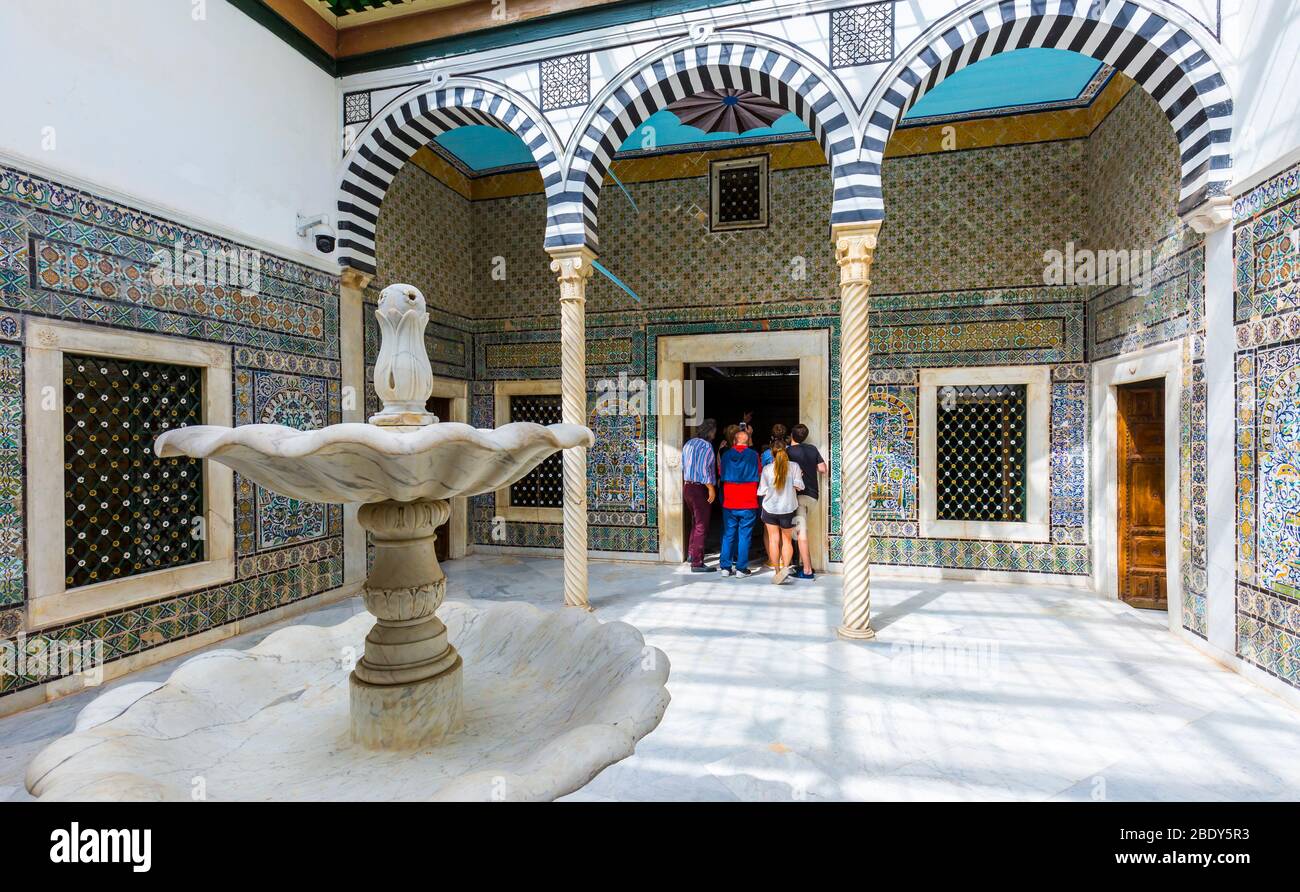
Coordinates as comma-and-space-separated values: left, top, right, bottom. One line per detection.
155, 420, 593, 504
26, 600, 670, 801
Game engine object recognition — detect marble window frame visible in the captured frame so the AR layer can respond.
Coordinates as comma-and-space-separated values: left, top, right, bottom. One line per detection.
918, 365, 1051, 543
24, 320, 235, 630
494, 379, 563, 525
709, 155, 769, 232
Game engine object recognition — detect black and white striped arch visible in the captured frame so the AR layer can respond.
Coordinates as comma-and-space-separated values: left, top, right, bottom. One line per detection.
858, 0, 1232, 225
337, 85, 564, 276
557, 41, 868, 251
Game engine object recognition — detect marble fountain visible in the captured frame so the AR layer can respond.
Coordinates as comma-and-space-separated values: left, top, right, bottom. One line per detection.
25, 284, 671, 801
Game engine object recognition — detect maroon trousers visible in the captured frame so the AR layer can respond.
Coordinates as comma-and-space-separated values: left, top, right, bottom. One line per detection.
683, 482, 712, 566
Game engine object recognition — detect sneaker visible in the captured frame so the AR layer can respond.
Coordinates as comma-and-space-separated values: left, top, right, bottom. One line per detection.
721, 567, 735, 577
736, 567, 754, 577
773, 565, 791, 585
690, 564, 717, 573
792, 570, 815, 580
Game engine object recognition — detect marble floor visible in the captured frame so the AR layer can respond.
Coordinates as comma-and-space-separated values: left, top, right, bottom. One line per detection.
4, 554, 1299, 801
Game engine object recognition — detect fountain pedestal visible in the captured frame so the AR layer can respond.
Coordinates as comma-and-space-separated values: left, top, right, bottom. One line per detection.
351, 498, 463, 749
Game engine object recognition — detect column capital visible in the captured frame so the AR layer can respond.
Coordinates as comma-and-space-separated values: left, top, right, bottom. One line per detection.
832, 221, 882, 286
547, 246, 598, 303
340, 266, 374, 291
1181, 194, 1233, 234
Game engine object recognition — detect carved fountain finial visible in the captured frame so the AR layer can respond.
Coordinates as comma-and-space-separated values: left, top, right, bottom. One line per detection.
370, 283, 437, 427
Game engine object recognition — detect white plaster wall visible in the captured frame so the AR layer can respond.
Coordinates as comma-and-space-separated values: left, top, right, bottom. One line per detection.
1223, 0, 1300, 187
0, 0, 339, 262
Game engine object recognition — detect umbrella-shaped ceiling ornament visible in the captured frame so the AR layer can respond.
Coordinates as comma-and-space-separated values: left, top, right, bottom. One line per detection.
667, 88, 788, 134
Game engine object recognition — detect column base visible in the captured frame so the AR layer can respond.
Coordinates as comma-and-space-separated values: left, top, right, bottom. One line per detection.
837, 625, 877, 641
349, 655, 464, 750
565, 601, 595, 613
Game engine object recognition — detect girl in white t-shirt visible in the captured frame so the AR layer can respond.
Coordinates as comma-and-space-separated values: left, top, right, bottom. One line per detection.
758, 439, 804, 585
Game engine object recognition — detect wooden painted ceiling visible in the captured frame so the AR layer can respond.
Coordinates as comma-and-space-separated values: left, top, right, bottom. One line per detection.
236, 0, 651, 73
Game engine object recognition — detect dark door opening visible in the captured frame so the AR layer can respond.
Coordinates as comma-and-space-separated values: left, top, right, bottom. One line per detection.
1117, 379, 1166, 609
427, 394, 453, 562
685, 362, 800, 562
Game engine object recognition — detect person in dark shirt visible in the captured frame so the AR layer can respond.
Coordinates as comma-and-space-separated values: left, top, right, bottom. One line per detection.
787, 423, 827, 579
718, 425, 761, 577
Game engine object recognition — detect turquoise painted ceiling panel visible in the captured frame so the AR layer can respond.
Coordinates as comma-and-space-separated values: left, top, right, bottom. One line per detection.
904, 48, 1103, 119
431, 49, 1103, 171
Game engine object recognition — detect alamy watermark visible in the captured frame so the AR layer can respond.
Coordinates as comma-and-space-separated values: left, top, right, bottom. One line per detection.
594, 373, 705, 424
2, 634, 104, 687
150, 240, 261, 295
1043, 241, 1155, 294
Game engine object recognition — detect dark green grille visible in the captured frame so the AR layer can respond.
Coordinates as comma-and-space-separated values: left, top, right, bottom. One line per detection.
936, 383, 1027, 523
716, 165, 762, 224
63, 354, 205, 589
509, 395, 563, 508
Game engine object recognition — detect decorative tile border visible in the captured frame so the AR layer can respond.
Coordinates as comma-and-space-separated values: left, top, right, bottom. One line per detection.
1088, 242, 1204, 360
0, 343, 22, 607
870, 537, 1090, 575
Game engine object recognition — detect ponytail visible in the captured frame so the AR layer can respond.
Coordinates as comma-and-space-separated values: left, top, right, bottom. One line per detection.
771, 440, 789, 490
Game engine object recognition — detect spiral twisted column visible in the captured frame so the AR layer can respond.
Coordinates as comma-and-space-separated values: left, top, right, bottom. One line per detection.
834, 222, 882, 640
548, 247, 596, 611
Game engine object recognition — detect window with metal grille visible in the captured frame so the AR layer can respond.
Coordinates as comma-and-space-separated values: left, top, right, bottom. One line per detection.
63, 354, 205, 589
935, 384, 1027, 523
509, 394, 563, 508
710, 156, 768, 230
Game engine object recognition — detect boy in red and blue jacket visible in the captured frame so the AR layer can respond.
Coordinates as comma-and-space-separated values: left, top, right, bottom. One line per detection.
718, 425, 761, 577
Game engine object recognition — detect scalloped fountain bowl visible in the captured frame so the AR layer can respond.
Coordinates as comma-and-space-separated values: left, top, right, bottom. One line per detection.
26, 600, 670, 801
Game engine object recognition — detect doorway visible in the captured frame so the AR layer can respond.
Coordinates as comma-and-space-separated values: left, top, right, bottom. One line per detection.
422, 377, 469, 562
686, 362, 800, 559
656, 330, 830, 570
1116, 379, 1166, 609
427, 394, 454, 562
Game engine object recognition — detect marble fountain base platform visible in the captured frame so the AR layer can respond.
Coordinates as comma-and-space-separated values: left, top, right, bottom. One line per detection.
25, 601, 669, 801
9, 554, 1300, 801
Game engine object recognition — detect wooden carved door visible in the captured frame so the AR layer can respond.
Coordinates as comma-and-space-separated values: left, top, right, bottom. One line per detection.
1117, 381, 1166, 609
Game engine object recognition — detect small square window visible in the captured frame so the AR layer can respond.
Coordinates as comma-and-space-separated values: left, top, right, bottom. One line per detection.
540, 53, 590, 111
935, 384, 1027, 523
710, 156, 768, 231
343, 91, 371, 126
830, 2, 895, 68
509, 394, 564, 509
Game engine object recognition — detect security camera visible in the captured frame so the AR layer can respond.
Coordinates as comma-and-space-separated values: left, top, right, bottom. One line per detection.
296, 213, 336, 254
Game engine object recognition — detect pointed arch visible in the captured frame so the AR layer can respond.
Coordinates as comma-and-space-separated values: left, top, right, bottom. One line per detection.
557, 36, 867, 250
858, 0, 1233, 222
336, 79, 565, 275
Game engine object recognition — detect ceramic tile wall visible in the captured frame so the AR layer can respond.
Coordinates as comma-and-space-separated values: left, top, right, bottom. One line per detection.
1234, 161, 1300, 687
0, 165, 345, 698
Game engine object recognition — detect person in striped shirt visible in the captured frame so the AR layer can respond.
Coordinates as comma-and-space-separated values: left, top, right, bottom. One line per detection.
681, 418, 718, 573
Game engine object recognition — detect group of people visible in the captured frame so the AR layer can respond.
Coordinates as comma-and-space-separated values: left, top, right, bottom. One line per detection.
680, 414, 828, 585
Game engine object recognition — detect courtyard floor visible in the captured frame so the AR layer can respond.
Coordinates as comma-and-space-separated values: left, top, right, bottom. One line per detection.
4, 553, 1299, 801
